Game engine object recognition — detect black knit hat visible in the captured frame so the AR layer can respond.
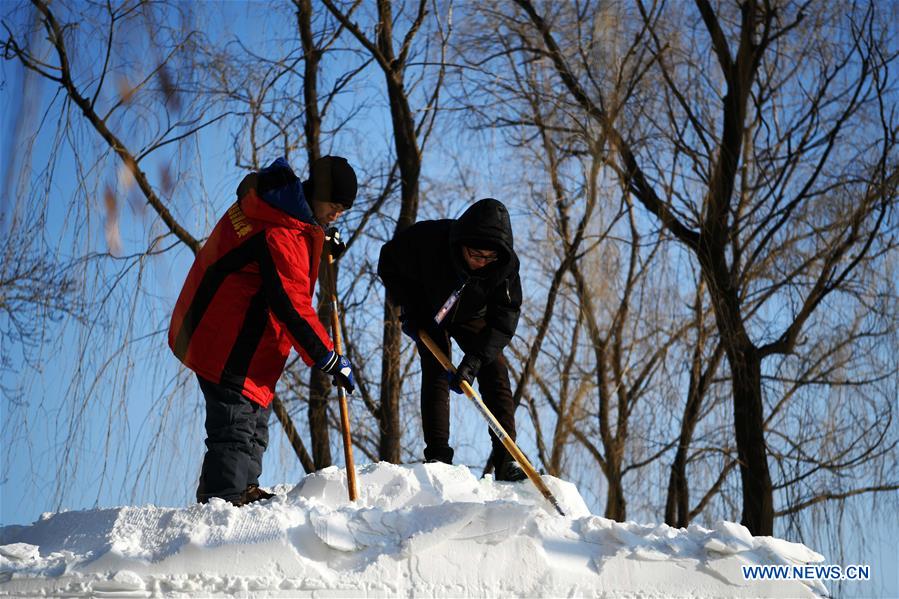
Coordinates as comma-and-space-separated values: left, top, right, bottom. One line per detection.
310, 155, 357, 208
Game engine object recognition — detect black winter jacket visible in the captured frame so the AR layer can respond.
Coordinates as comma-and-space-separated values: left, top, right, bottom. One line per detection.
378, 198, 522, 365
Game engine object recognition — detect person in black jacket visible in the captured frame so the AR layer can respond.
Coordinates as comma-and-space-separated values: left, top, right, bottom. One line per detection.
377, 198, 526, 481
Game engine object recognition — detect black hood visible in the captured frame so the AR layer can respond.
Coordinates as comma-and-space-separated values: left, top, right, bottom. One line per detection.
449, 198, 515, 277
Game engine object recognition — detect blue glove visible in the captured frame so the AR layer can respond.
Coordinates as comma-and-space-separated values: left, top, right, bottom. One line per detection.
316, 350, 356, 394
449, 354, 481, 395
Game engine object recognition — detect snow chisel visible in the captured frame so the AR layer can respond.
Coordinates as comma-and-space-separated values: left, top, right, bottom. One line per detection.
326, 233, 358, 501
418, 330, 566, 517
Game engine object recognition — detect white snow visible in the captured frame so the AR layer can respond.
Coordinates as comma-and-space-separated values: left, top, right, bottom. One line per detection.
0, 462, 826, 597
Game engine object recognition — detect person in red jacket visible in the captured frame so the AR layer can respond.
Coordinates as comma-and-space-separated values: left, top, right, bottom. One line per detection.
169, 156, 357, 506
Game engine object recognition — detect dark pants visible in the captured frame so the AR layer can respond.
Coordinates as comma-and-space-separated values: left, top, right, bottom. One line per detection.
196, 376, 271, 503
416, 319, 516, 465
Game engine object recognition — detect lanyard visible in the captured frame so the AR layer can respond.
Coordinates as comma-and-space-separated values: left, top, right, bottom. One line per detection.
434, 281, 467, 325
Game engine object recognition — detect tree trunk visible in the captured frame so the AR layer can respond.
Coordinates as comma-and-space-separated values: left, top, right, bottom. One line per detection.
272, 396, 315, 473
307, 226, 333, 468
375, 0, 422, 463
306, 202, 333, 470
377, 128, 419, 462
379, 301, 403, 462
604, 456, 626, 521
296, 0, 332, 469
665, 440, 691, 527
729, 347, 774, 535
308, 288, 333, 469
666, 295, 721, 528
702, 244, 775, 535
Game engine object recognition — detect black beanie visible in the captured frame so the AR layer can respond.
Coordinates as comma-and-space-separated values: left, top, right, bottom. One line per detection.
310, 156, 358, 208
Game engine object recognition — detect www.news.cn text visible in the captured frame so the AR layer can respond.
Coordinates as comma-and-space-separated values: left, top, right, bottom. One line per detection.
742, 564, 871, 581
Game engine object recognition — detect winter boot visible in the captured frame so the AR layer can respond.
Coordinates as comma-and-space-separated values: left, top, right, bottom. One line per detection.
423, 445, 454, 465
242, 484, 275, 505
494, 455, 528, 482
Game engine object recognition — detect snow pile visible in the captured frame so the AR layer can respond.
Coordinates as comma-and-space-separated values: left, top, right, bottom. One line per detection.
1, 462, 826, 597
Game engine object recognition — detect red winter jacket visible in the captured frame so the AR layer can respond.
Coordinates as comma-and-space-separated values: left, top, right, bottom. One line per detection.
168, 187, 333, 407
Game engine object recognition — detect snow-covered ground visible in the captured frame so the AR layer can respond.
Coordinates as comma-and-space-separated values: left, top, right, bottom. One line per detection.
1, 462, 826, 597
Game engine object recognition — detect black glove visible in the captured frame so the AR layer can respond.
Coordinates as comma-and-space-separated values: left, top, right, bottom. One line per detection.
325, 227, 347, 259
449, 354, 481, 395
315, 350, 356, 394
399, 309, 420, 342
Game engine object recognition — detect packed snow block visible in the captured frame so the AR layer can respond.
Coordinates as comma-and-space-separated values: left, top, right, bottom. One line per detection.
310, 509, 358, 552
295, 462, 483, 509
0, 463, 828, 598
704, 520, 755, 555
89, 569, 144, 594
755, 536, 827, 567
0, 543, 39, 562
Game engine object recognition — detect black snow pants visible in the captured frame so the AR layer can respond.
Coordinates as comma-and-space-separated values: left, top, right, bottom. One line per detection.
416, 319, 517, 466
196, 376, 271, 503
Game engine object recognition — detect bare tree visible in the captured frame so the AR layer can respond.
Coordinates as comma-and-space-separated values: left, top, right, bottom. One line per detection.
1, 22, 88, 379
508, 0, 898, 534
2, 0, 230, 507
320, 0, 450, 462
455, 7, 691, 520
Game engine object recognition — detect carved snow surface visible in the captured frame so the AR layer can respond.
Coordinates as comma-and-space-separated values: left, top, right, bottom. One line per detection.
1, 462, 826, 597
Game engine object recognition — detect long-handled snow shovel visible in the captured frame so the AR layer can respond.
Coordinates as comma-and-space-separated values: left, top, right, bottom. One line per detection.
326, 231, 358, 501
418, 330, 566, 516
